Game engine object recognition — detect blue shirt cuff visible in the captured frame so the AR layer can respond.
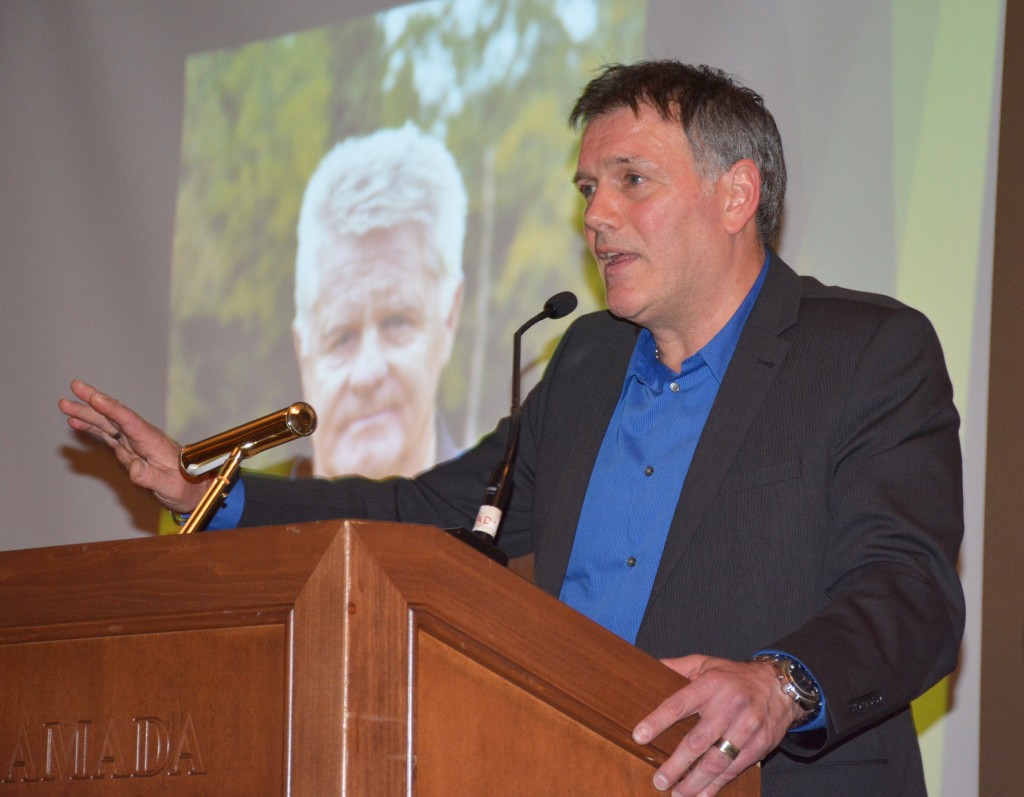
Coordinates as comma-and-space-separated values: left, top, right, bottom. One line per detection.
755, 649, 827, 732
177, 476, 245, 531
207, 476, 245, 530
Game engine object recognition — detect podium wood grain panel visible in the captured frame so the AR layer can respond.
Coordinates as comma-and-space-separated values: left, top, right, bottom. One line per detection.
0, 625, 286, 793
416, 633, 663, 794
0, 521, 759, 795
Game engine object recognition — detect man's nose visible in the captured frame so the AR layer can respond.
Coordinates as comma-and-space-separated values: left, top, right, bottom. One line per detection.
347, 330, 388, 388
583, 185, 620, 232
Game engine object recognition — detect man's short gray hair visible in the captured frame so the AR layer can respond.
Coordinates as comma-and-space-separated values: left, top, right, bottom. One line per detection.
295, 123, 467, 320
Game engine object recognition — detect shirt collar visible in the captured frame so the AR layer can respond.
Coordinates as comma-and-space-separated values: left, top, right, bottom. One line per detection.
628, 249, 771, 389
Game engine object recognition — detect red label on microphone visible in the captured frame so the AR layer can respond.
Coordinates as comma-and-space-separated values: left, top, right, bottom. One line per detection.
472, 506, 502, 538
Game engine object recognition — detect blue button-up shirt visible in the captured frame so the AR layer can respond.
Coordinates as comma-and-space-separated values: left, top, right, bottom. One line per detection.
559, 254, 769, 644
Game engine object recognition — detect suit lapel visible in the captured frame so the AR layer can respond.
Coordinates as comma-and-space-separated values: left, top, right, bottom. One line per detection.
646, 253, 802, 605
533, 316, 638, 595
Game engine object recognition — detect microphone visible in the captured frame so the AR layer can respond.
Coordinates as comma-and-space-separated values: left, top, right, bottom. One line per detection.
470, 291, 578, 545
179, 402, 318, 476
544, 290, 578, 318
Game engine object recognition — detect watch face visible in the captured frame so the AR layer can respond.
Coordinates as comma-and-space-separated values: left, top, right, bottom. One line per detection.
786, 661, 818, 697
754, 654, 820, 709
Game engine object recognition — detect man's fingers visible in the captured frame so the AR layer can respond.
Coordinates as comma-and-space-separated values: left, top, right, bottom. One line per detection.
71, 382, 182, 465
660, 654, 711, 681
634, 664, 718, 744
647, 714, 728, 792
69, 379, 97, 403
633, 685, 696, 744
85, 386, 144, 434
655, 728, 765, 796
61, 380, 205, 512
60, 389, 117, 441
63, 382, 135, 443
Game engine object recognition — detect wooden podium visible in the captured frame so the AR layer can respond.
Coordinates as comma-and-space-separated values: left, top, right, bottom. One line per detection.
0, 521, 759, 795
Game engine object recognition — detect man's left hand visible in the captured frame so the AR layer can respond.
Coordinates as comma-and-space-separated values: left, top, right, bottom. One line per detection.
632, 654, 804, 796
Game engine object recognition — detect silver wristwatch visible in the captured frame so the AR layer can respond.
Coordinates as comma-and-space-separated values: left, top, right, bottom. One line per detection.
752, 653, 823, 724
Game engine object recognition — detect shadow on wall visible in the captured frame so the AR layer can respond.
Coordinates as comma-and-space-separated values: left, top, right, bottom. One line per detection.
60, 436, 163, 535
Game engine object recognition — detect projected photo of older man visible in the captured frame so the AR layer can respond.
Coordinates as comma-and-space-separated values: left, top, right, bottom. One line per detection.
292, 124, 467, 479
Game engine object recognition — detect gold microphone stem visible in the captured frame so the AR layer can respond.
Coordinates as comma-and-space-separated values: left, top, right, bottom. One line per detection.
179, 447, 245, 535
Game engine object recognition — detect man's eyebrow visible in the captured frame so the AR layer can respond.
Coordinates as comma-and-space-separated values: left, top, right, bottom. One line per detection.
572, 154, 656, 184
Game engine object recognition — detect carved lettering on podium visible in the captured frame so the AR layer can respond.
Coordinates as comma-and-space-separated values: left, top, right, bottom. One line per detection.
1, 715, 207, 784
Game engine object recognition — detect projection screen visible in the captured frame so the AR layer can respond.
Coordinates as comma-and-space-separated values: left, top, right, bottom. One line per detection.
0, 1, 1003, 794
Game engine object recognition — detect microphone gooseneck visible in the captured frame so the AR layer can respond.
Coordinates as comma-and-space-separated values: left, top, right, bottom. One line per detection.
471, 292, 578, 544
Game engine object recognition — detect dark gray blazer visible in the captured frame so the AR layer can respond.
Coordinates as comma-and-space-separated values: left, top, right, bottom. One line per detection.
242, 252, 965, 797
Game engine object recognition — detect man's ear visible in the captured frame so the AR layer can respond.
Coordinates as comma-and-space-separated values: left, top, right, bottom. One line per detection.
292, 319, 308, 373
440, 280, 464, 362
721, 158, 761, 236
445, 280, 464, 331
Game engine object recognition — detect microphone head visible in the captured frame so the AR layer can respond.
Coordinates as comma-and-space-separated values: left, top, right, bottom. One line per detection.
544, 291, 578, 319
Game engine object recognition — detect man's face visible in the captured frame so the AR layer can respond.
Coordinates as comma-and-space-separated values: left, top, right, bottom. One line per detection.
293, 227, 461, 479
574, 103, 732, 338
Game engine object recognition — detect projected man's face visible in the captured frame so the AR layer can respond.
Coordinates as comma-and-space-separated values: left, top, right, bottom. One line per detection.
293, 227, 461, 479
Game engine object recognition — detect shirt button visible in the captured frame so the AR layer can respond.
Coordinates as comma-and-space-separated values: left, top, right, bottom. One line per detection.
669, 382, 680, 392
644, 465, 654, 476
626, 556, 637, 567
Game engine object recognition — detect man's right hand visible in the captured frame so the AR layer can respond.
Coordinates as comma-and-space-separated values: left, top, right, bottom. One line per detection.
58, 379, 210, 514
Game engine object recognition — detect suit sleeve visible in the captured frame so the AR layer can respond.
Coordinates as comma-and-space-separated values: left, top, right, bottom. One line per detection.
771, 306, 965, 754
236, 414, 510, 535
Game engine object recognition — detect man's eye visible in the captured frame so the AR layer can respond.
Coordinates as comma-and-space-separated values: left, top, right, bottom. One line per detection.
325, 329, 357, 352
381, 314, 420, 343
577, 183, 595, 199
382, 314, 413, 332
625, 173, 645, 186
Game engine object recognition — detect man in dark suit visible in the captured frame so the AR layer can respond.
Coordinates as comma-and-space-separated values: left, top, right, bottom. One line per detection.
61, 61, 963, 797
